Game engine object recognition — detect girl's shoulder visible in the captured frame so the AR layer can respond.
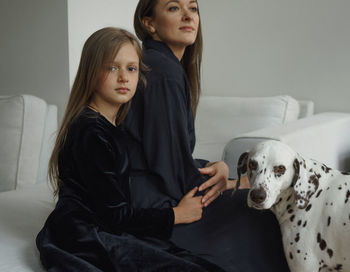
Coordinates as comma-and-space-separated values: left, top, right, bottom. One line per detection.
69, 108, 117, 142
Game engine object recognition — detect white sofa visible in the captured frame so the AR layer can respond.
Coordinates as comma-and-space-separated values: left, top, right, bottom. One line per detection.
0, 95, 56, 271
194, 95, 350, 178
1, 94, 350, 271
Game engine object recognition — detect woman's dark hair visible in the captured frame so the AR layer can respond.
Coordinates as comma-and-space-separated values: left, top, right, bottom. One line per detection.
134, 0, 203, 117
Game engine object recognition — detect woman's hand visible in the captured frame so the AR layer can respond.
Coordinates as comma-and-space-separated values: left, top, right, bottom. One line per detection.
173, 187, 203, 224
198, 161, 229, 207
226, 175, 251, 190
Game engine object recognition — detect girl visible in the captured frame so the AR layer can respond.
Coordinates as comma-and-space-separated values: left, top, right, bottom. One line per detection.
124, 1, 290, 271
36, 27, 224, 272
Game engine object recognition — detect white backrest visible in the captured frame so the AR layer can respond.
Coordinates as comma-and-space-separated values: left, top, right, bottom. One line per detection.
193, 95, 301, 162
0, 95, 57, 192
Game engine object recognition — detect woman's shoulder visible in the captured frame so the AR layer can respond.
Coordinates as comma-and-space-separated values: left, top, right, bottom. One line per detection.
143, 43, 185, 82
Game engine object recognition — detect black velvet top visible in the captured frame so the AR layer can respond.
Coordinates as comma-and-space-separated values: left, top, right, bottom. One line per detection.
125, 39, 208, 209
56, 107, 174, 239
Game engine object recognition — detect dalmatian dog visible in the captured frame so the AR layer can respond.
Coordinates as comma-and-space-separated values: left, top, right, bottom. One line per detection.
237, 140, 350, 272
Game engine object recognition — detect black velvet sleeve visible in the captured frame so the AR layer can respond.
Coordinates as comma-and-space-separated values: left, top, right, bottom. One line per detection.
141, 78, 206, 199
74, 126, 174, 240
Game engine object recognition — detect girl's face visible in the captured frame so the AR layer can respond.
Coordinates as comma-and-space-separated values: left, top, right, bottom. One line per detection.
145, 0, 199, 58
92, 42, 139, 113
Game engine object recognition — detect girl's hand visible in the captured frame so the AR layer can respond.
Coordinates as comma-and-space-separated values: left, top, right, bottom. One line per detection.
198, 161, 229, 207
173, 187, 203, 224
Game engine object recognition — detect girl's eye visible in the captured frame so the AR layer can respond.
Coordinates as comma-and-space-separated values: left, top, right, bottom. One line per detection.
190, 6, 198, 12
128, 66, 138, 72
108, 66, 119, 72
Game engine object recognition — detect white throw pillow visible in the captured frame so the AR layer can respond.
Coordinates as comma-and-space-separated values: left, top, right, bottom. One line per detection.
0, 95, 47, 192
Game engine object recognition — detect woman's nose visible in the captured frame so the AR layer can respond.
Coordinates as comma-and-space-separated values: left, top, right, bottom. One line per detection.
182, 9, 193, 21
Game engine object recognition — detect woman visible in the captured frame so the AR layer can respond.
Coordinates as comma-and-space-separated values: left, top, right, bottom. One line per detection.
124, 1, 290, 271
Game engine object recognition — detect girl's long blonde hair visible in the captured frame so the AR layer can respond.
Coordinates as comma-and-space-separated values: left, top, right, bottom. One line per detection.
134, 0, 203, 117
49, 27, 146, 196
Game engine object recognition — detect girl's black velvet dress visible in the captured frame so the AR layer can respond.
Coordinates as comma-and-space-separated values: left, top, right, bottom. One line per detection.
124, 39, 290, 272
36, 108, 225, 272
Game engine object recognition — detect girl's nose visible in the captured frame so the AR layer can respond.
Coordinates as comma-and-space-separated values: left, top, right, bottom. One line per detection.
117, 69, 128, 83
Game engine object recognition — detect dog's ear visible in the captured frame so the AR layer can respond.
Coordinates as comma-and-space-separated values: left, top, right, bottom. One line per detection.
235, 152, 249, 193
292, 157, 319, 209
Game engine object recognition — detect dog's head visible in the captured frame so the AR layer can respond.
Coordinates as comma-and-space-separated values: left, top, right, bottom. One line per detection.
238, 140, 303, 209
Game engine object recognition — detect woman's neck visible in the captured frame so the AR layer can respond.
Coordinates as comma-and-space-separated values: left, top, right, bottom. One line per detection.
153, 37, 185, 61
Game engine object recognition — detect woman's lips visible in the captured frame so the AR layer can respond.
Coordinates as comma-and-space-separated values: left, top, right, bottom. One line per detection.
180, 26, 195, 32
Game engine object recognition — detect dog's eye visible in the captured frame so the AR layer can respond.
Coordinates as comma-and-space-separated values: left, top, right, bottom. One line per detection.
248, 160, 258, 170
273, 165, 286, 176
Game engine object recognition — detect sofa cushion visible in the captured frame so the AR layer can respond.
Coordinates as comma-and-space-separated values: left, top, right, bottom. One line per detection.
193, 95, 300, 162
0, 95, 48, 192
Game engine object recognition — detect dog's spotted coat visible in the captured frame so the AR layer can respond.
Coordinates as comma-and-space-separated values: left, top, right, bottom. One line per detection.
237, 140, 350, 272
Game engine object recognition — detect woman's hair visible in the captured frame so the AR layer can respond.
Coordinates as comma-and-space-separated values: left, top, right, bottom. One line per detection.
49, 27, 147, 196
134, 0, 203, 117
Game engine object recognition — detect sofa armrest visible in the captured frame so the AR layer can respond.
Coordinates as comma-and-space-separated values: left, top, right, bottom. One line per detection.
223, 112, 350, 179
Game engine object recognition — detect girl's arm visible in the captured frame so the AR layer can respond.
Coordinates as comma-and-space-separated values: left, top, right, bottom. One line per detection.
75, 127, 174, 240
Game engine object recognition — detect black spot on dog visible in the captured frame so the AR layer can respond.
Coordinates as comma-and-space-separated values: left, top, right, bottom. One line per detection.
317, 233, 327, 250
297, 250, 300, 253
288, 209, 294, 214
335, 264, 343, 271
339, 186, 343, 190
287, 204, 291, 210
341, 171, 350, 175
297, 220, 302, 226
327, 248, 333, 258
287, 194, 292, 201
306, 204, 312, 211
275, 197, 283, 205
322, 164, 331, 173
316, 189, 323, 198
290, 215, 295, 222
328, 216, 331, 226
320, 240, 327, 250
345, 190, 350, 204
303, 221, 307, 227
295, 233, 300, 242
289, 252, 293, 259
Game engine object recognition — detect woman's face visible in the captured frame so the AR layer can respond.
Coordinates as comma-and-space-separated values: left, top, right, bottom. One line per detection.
145, 0, 199, 57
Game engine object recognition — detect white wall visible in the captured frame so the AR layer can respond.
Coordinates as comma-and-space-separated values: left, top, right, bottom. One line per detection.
0, 0, 70, 120
68, 0, 138, 88
200, 0, 350, 113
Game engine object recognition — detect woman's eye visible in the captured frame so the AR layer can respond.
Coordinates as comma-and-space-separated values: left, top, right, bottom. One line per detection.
169, 6, 179, 12
128, 66, 137, 72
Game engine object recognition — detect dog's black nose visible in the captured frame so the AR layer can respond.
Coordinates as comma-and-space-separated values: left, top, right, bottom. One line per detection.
250, 187, 266, 204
